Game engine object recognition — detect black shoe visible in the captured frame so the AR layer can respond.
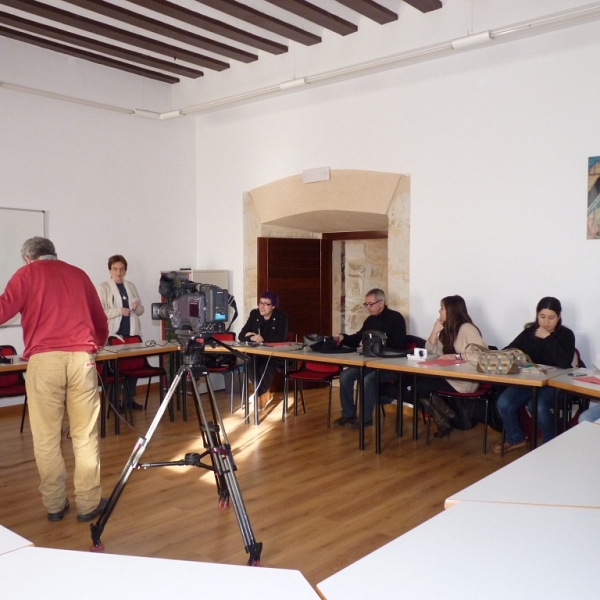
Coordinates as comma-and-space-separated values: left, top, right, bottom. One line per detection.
346, 419, 373, 429
333, 416, 354, 427
434, 425, 453, 438
129, 400, 144, 410
47, 499, 70, 522
77, 498, 107, 522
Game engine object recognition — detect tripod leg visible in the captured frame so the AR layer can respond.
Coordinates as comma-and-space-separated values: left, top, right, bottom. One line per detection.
90, 366, 188, 552
188, 375, 262, 566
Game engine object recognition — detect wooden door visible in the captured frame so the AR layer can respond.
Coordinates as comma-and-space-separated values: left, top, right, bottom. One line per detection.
257, 238, 332, 341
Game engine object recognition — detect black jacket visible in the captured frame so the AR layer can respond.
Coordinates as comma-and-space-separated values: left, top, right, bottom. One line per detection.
504, 325, 575, 368
238, 308, 288, 343
342, 306, 407, 351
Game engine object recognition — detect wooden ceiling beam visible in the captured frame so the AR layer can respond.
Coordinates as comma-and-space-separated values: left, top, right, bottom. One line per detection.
0, 0, 230, 70
0, 11, 203, 79
61, 0, 257, 62
333, 0, 397, 24
402, 0, 442, 13
264, 0, 357, 36
123, 0, 287, 55
195, 0, 320, 46
0, 24, 179, 83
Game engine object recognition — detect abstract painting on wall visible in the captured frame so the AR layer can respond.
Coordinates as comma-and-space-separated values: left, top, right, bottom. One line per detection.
588, 156, 600, 239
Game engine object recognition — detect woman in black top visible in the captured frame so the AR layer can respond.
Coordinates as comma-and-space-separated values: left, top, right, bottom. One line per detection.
494, 297, 575, 453
239, 291, 288, 404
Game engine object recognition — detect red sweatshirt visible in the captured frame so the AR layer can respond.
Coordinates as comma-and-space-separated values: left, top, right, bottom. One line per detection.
0, 258, 109, 359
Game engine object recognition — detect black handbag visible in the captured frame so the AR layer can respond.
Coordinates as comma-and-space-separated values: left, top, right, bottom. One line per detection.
361, 331, 407, 358
307, 334, 355, 354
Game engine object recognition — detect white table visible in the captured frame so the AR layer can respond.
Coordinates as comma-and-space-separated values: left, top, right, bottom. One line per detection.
445, 421, 600, 509
367, 356, 572, 451
0, 546, 320, 600
0, 524, 32, 555
548, 368, 600, 399
317, 501, 600, 600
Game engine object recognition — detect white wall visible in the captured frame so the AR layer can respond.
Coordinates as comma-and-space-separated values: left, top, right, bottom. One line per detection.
194, 19, 600, 364
0, 73, 197, 356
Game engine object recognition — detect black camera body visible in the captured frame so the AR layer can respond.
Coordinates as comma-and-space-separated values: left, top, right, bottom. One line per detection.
151, 271, 229, 335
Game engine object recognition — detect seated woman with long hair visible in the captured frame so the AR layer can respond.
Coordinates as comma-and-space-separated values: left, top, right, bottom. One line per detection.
419, 295, 488, 438
494, 297, 575, 453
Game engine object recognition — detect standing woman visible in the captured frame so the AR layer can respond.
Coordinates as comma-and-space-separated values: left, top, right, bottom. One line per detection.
96, 255, 144, 338
419, 295, 488, 437
494, 297, 575, 453
96, 255, 145, 408
239, 291, 287, 408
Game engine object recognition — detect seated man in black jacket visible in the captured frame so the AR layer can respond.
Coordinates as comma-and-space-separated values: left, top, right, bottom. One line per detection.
333, 288, 406, 428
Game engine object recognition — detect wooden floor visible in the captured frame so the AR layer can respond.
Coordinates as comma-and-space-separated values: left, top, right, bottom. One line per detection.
0, 387, 524, 586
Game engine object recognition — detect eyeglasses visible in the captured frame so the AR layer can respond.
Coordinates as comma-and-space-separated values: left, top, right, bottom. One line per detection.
259, 301, 272, 307
363, 299, 383, 308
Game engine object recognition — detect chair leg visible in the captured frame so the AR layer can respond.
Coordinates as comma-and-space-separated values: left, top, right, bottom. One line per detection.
483, 397, 489, 454
298, 385, 306, 414
293, 381, 298, 416
20, 395, 28, 433
396, 377, 404, 437
425, 394, 433, 445
144, 377, 151, 410
327, 382, 332, 428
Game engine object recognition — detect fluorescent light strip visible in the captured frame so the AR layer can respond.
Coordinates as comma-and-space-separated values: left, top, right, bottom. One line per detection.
0, 81, 134, 115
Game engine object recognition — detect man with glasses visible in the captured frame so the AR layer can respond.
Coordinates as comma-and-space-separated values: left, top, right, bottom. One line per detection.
333, 288, 406, 428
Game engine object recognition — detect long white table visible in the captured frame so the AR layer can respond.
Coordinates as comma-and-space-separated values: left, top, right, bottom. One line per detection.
445, 421, 600, 509
317, 501, 600, 600
0, 546, 321, 599
0, 524, 31, 555
239, 343, 378, 448
367, 356, 573, 451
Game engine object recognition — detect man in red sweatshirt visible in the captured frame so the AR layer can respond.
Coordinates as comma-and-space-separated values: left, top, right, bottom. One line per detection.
0, 237, 109, 522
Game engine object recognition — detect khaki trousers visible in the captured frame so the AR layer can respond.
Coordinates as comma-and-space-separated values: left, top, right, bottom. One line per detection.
26, 351, 101, 515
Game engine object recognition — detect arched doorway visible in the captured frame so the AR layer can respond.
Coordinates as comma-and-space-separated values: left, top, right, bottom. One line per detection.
244, 169, 410, 337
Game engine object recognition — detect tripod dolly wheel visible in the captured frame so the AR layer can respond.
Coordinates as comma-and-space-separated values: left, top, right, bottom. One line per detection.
90, 541, 105, 553
248, 558, 261, 567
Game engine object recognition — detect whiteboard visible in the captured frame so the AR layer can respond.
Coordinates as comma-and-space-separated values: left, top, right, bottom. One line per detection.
0, 207, 45, 326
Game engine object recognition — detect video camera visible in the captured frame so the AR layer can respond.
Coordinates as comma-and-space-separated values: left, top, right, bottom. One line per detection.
151, 271, 233, 335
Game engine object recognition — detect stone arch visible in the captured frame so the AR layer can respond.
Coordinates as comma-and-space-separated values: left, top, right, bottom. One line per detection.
244, 169, 410, 329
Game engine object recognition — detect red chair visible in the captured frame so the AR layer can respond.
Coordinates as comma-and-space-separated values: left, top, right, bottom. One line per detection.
96, 360, 131, 435
0, 346, 27, 432
285, 361, 341, 427
108, 335, 167, 410
425, 384, 495, 453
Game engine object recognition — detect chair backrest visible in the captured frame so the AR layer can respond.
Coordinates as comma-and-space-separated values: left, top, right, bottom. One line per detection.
406, 335, 426, 351
0, 345, 23, 388
286, 332, 297, 342
212, 332, 236, 342
304, 362, 340, 375
108, 335, 146, 370
574, 348, 586, 368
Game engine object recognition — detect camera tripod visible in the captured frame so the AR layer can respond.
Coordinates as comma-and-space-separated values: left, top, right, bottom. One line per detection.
89, 335, 262, 566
